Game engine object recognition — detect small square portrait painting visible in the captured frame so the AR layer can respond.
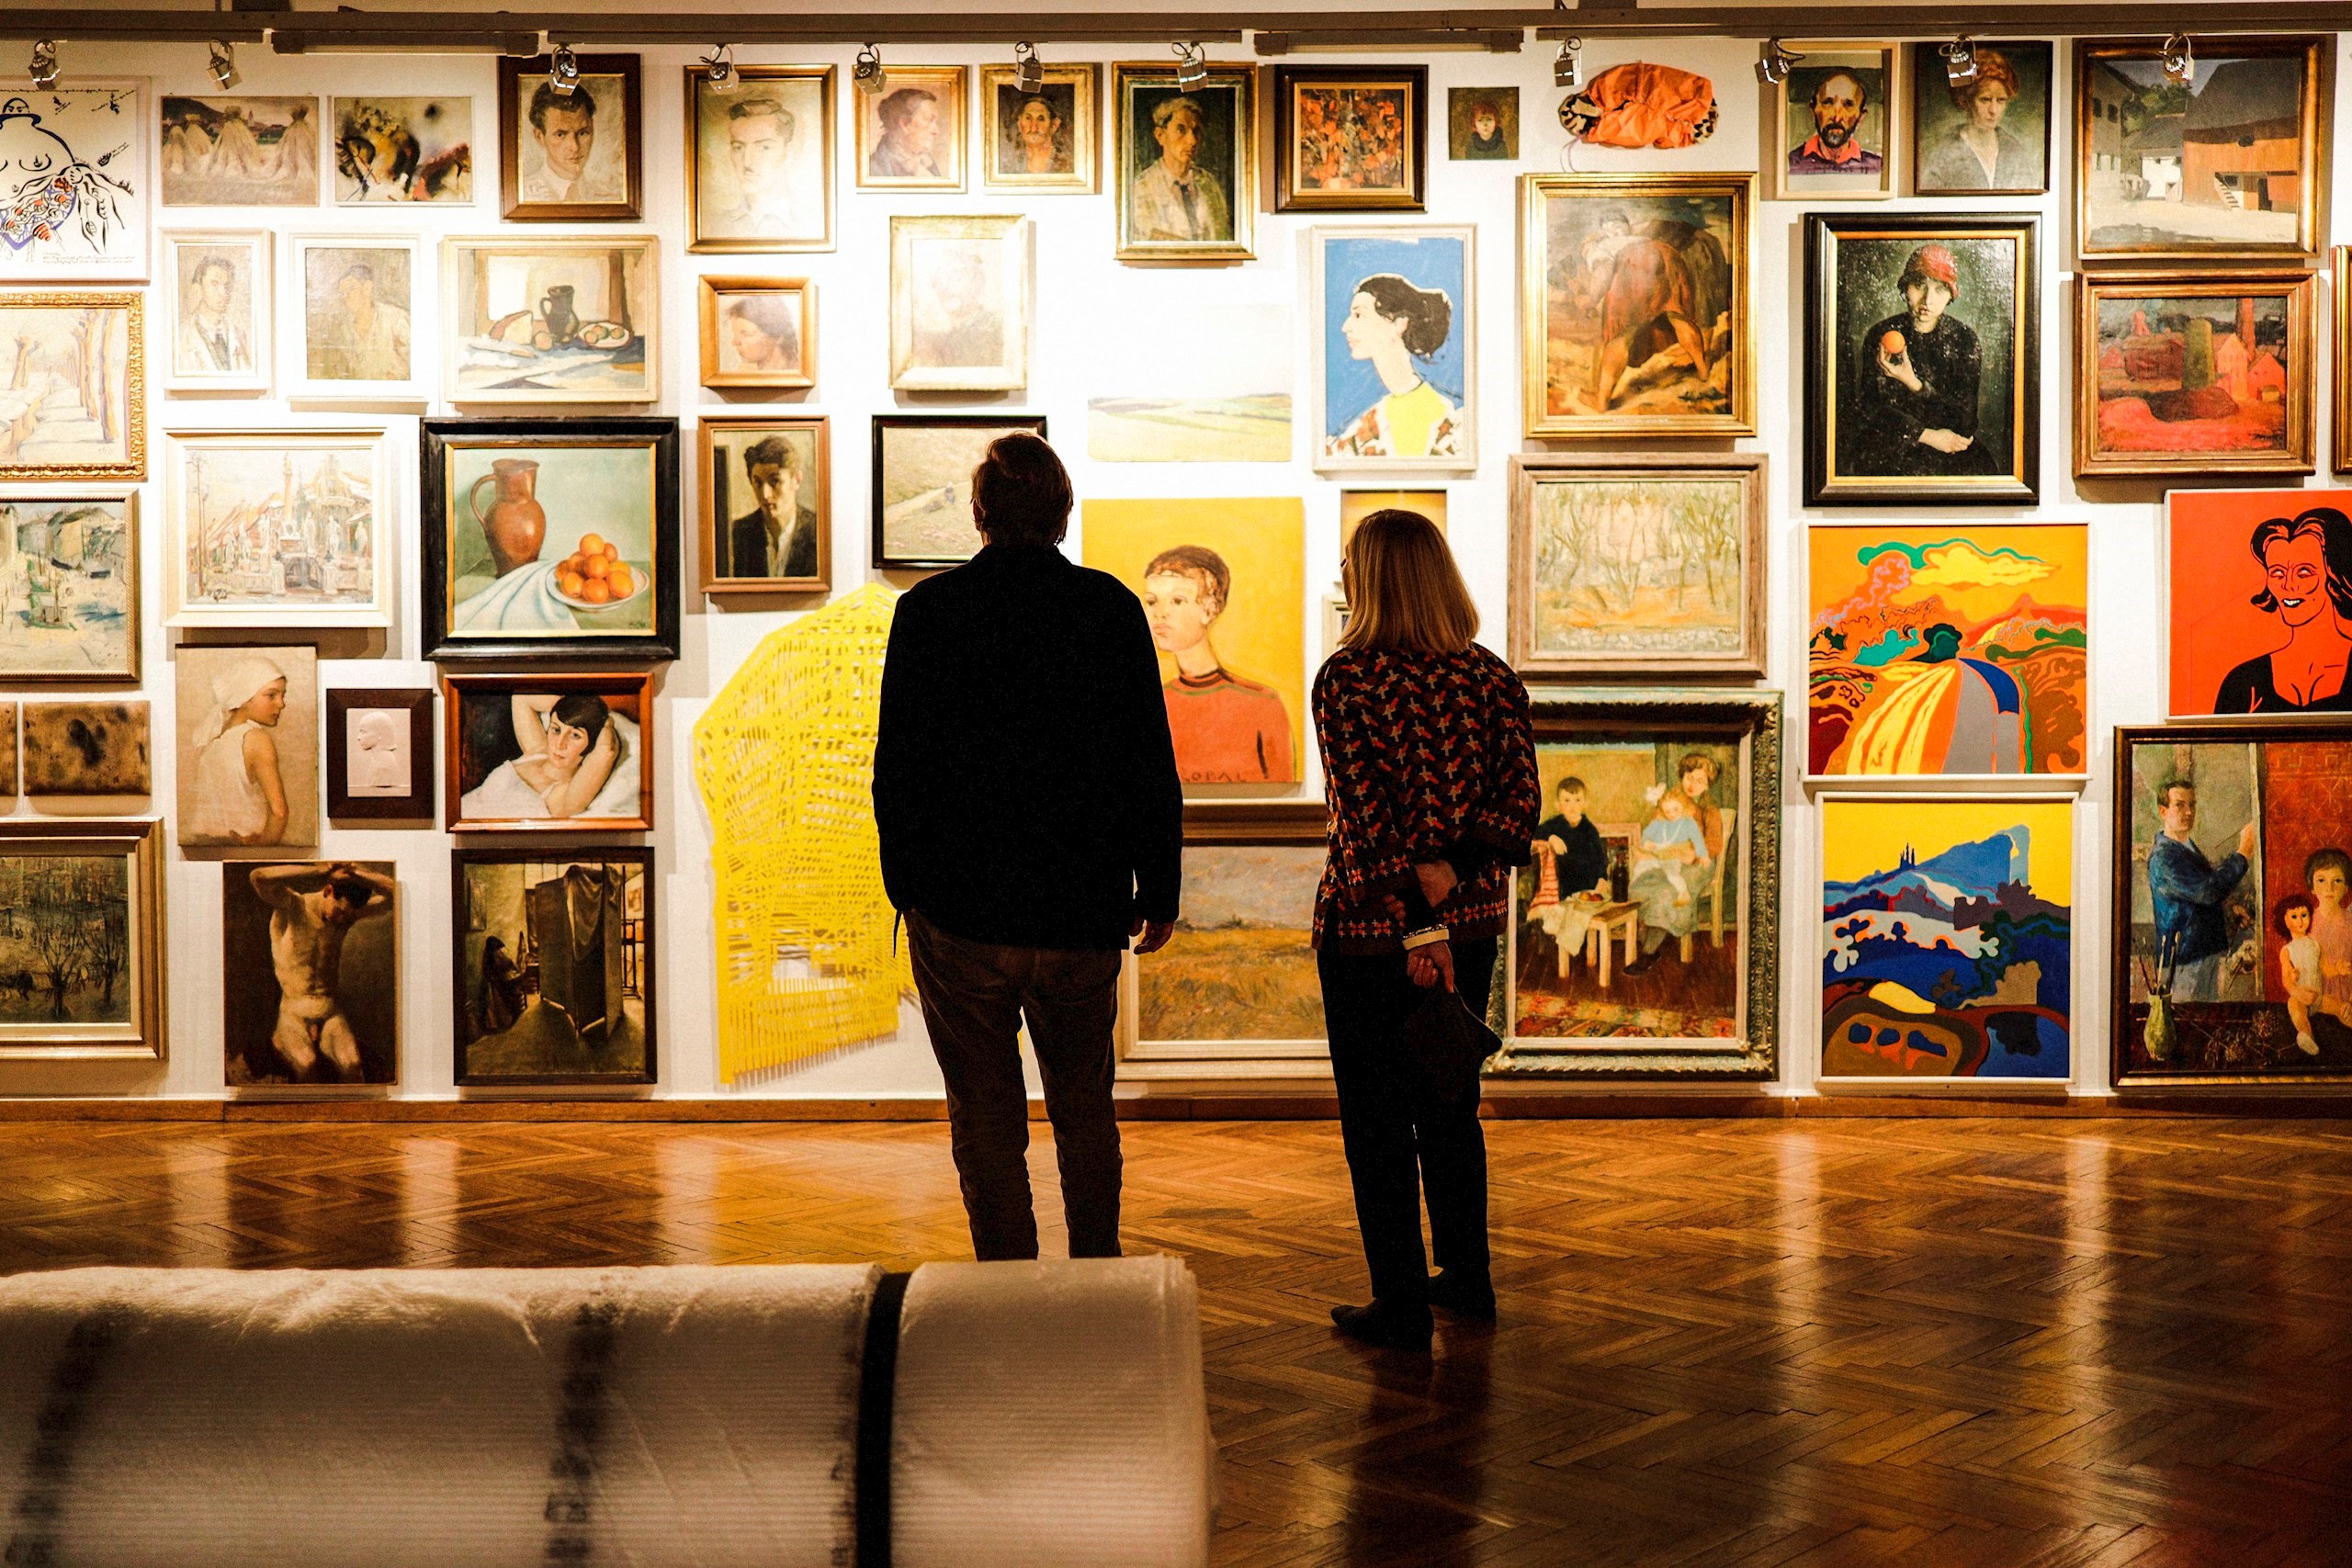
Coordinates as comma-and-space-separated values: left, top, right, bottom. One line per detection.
980, 64, 1096, 192
689, 68, 831, 248
21, 702, 148, 795
334, 96, 474, 204
164, 234, 266, 389
223, 862, 399, 1088
700, 279, 810, 389
160, 96, 320, 207
502, 56, 640, 218
176, 645, 320, 849
1447, 88, 1518, 160
1778, 49, 1895, 197
1911, 41, 2051, 195
857, 67, 967, 190
299, 243, 414, 388
703, 419, 826, 590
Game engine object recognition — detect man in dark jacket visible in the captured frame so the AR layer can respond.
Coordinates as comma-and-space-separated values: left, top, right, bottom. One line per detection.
873, 433, 1182, 1261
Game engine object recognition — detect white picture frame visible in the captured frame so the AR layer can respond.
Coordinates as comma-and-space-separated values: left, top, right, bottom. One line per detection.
440, 234, 660, 406
888, 214, 1030, 393
282, 232, 427, 402
160, 230, 272, 397
164, 426, 394, 630
0, 82, 152, 283
1309, 222, 1476, 475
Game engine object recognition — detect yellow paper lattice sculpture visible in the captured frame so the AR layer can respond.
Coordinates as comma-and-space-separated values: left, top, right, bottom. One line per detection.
694, 581, 911, 1083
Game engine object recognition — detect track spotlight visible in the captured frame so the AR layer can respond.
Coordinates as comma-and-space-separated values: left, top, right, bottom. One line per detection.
1553, 36, 1583, 91
1173, 41, 1207, 92
548, 42, 581, 97
2161, 33, 2195, 85
1756, 38, 1804, 87
1013, 41, 1042, 96
854, 43, 888, 96
1939, 37, 1977, 88
701, 43, 735, 90
208, 39, 240, 92
28, 39, 57, 91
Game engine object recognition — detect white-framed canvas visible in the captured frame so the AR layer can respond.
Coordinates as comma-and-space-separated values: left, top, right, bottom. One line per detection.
440, 233, 659, 406
1310, 223, 1476, 474
0, 83, 151, 282
160, 229, 271, 396
888, 214, 1029, 393
164, 426, 393, 630
283, 232, 426, 401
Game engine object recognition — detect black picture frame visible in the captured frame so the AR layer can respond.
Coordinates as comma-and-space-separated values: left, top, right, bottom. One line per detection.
1802, 211, 2040, 508
870, 413, 1046, 570
325, 687, 435, 821
452, 845, 657, 1088
420, 416, 681, 663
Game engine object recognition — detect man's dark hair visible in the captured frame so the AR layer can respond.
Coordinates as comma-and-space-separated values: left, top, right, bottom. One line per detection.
877, 86, 937, 132
742, 434, 802, 479
971, 432, 1072, 547
529, 81, 598, 132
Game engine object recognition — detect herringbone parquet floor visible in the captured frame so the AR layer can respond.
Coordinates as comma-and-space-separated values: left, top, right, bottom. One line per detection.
3, 1116, 2349, 1566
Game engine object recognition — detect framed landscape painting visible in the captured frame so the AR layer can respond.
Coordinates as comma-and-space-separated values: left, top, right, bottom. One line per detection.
2076, 37, 2320, 261
441, 235, 658, 404
1519, 172, 1752, 439
1804, 212, 2040, 506
1119, 804, 1329, 1079
0, 291, 144, 483
499, 53, 641, 220
222, 862, 398, 1088
160, 231, 269, 395
2167, 490, 2352, 718
2075, 269, 2313, 479
443, 671, 654, 833
1312, 224, 1472, 472
1112, 61, 1255, 263
1770, 43, 1896, 200
686, 65, 833, 252
164, 429, 390, 630
1819, 794, 2074, 1085
1498, 688, 1781, 1079
1808, 522, 2089, 779
0, 494, 138, 682
700, 415, 828, 593
2113, 721, 2352, 1087
1911, 40, 2051, 196
325, 687, 434, 820
421, 416, 681, 663
453, 847, 655, 1087
871, 413, 1042, 570
0, 819, 166, 1061
1272, 65, 1426, 213
1, 86, 149, 281
1509, 454, 1766, 681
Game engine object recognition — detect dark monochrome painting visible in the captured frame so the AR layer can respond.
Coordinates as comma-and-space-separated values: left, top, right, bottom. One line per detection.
1807, 213, 2039, 505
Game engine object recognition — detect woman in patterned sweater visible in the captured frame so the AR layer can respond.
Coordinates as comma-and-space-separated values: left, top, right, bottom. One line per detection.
1313, 509, 1540, 1350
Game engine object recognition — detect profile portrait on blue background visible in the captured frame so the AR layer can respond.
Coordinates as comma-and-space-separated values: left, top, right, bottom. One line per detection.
1314, 227, 1475, 472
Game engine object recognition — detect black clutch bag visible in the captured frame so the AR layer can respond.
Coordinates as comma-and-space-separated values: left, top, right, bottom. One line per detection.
1401, 986, 1501, 1105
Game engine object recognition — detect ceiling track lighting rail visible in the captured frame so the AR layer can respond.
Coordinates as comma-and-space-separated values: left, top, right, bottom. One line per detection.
6, 5, 2352, 51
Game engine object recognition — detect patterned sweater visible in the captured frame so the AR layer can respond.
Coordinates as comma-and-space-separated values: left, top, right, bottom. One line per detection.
1311, 642, 1542, 953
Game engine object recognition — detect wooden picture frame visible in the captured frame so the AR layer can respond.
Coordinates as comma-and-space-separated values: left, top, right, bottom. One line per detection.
2335, 248, 2352, 476
1804, 211, 2041, 506
164, 428, 392, 631
1111, 61, 1256, 264
1310, 223, 1474, 472
439, 234, 659, 406
1496, 687, 1782, 1080
420, 416, 681, 664
325, 687, 435, 820
0, 818, 167, 1061
1909, 39, 2052, 197
871, 413, 1046, 570
685, 64, 835, 253
1272, 65, 1427, 213
499, 53, 643, 220
1817, 791, 2075, 1089
1517, 172, 1754, 440
0, 493, 139, 684
699, 415, 830, 594
1116, 803, 1331, 1082
451, 845, 656, 1087
854, 65, 967, 192
2075, 36, 2321, 263
160, 231, 271, 396
2111, 719, 2352, 1088
698, 276, 814, 390
2074, 267, 2315, 479
0, 290, 145, 483
442, 671, 654, 834
1508, 453, 1767, 681
282, 232, 427, 402
978, 61, 1099, 194
1770, 41, 1898, 200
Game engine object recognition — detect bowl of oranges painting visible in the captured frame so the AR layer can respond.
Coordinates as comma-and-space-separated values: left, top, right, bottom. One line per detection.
546, 533, 646, 613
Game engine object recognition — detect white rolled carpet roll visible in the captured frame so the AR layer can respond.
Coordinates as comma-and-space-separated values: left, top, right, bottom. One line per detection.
0, 1258, 1211, 1568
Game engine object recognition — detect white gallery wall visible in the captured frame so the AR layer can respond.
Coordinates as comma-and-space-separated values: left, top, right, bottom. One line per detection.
4, 25, 2346, 1101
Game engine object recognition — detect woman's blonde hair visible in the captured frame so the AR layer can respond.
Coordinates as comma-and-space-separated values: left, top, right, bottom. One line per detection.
1340, 509, 1478, 654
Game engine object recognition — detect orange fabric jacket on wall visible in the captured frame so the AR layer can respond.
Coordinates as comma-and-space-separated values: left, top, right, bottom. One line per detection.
1563, 62, 1718, 150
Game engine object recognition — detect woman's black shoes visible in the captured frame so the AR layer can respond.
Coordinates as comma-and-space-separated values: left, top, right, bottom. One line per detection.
1427, 1269, 1498, 1321
1329, 1301, 1433, 1351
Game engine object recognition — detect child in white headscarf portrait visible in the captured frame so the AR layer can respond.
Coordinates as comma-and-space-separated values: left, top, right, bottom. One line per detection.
186, 655, 290, 845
